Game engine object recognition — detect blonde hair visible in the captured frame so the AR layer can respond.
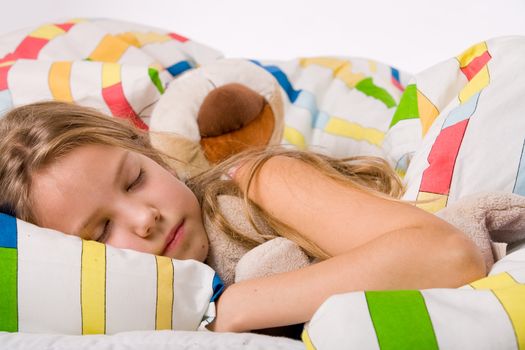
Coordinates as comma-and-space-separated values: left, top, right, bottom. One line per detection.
0, 101, 405, 260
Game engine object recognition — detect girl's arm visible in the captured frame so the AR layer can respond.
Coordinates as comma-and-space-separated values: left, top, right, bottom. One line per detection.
210, 156, 485, 332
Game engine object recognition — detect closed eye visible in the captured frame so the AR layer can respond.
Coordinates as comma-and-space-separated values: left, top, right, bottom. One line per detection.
127, 168, 145, 191
97, 220, 111, 243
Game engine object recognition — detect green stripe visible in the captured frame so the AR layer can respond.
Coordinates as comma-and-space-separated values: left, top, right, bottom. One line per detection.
366, 290, 438, 350
148, 68, 165, 94
355, 77, 397, 108
389, 84, 419, 129
0, 247, 17, 332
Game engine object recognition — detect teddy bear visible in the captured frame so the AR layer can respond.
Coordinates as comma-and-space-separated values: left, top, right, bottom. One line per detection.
149, 59, 312, 286
149, 58, 525, 287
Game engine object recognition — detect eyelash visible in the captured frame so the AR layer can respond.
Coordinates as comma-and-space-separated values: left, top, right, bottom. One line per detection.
127, 168, 145, 192
97, 168, 145, 242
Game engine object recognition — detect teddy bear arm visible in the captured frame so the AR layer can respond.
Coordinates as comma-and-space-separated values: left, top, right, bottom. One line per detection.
234, 237, 312, 283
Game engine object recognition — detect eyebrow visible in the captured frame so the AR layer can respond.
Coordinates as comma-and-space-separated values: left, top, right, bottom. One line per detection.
74, 150, 130, 236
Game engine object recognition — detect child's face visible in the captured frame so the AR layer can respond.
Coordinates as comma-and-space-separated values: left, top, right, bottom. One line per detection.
30, 144, 209, 262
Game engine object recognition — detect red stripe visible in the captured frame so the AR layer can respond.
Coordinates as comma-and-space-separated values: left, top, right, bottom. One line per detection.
0, 65, 12, 90
168, 32, 188, 43
13, 37, 48, 59
54, 22, 75, 32
102, 83, 148, 130
419, 119, 469, 194
0, 53, 17, 65
391, 76, 405, 91
460, 51, 492, 81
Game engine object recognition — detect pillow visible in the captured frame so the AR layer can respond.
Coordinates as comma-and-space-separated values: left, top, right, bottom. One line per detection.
302, 247, 525, 350
384, 36, 525, 211
0, 212, 223, 334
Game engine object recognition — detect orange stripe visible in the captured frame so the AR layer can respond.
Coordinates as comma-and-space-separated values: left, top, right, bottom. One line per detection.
89, 35, 130, 62
49, 61, 73, 102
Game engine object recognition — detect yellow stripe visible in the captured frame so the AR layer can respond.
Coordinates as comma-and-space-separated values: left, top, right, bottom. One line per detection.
102, 63, 121, 88
471, 272, 525, 348
368, 60, 377, 73
459, 65, 489, 103
417, 90, 439, 137
131, 32, 171, 46
299, 57, 366, 88
284, 126, 306, 150
324, 117, 384, 146
115, 33, 141, 47
456, 41, 488, 68
89, 35, 130, 63
155, 256, 174, 330
299, 57, 348, 71
68, 18, 87, 24
81, 240, 106, 334
301, 328, 317, 350
30, 24, 65, 40
0, 61, 15, 68
49, 61, 73, 102
415, 192, 448, 213
335, 65, 366, 89
470, 272, 517, 290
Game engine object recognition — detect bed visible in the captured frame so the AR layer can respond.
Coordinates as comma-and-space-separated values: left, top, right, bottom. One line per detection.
0, 18, 524, 349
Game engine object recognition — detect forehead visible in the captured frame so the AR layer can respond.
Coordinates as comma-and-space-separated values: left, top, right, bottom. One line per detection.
30, 144, 127, 232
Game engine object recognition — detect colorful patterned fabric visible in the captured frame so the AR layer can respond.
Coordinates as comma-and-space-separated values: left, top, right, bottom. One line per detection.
302, 36, 525, 349
0, 18, 223, 123
0, 213, 223, 334
253, 57, 411, 166
1, 18, 525, 348
395, 36, 525, 212
302, 249, 525, 350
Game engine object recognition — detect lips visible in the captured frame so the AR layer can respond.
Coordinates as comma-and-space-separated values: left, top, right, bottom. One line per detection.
162, 219, 184, 255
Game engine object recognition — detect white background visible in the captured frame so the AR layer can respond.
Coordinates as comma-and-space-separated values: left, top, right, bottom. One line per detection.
0, 0, 524, 73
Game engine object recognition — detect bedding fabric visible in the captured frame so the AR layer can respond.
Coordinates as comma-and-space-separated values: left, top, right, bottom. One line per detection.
1, 17, 525, 349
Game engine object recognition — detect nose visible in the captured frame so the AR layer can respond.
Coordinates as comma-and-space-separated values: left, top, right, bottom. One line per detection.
131, 205, 160, 238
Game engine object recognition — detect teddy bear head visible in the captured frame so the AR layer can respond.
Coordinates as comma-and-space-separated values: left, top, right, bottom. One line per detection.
149, 59, 285, 179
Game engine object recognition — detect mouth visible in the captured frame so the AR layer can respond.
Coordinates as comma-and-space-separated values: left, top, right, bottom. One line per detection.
162, 219, 185, 256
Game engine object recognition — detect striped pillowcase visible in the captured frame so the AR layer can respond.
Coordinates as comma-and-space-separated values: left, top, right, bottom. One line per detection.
0, 212, 223, 334
302, 248, 525, 349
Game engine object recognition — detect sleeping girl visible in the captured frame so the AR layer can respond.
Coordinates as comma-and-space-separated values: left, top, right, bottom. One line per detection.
0, 101, 486, 333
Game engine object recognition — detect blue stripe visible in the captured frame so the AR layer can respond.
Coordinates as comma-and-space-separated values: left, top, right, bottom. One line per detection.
442, 92, 480, 129
210, 273, 225, 302
166, 61, 192, 77
0, 213, 17, 249
514, 139, 525, 196
391, 67, 400, 82
0, 90, 13, 117
250, 60, 300, 102
314, 111, 330, 129
294, 90, 319, 127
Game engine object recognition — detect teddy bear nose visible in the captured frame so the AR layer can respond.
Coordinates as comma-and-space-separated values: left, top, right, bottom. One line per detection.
197, 83, 265, 137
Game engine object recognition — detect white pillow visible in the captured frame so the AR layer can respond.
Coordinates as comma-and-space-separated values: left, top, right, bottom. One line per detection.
0, 212, 223, 335
302, 247, 525, 350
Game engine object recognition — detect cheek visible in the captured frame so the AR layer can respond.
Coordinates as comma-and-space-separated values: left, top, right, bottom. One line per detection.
106, 234, 154, 255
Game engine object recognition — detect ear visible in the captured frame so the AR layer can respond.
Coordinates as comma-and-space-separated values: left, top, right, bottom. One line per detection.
197, 83, 265, 137
198, 83, 276, 163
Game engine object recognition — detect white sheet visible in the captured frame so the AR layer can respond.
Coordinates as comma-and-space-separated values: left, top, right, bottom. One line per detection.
0, 330, 304, 350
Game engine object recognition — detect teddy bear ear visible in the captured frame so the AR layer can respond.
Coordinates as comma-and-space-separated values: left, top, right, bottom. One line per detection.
197, 83, 265, 137
149, 59, 284, 175
198, 83, 276, 163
